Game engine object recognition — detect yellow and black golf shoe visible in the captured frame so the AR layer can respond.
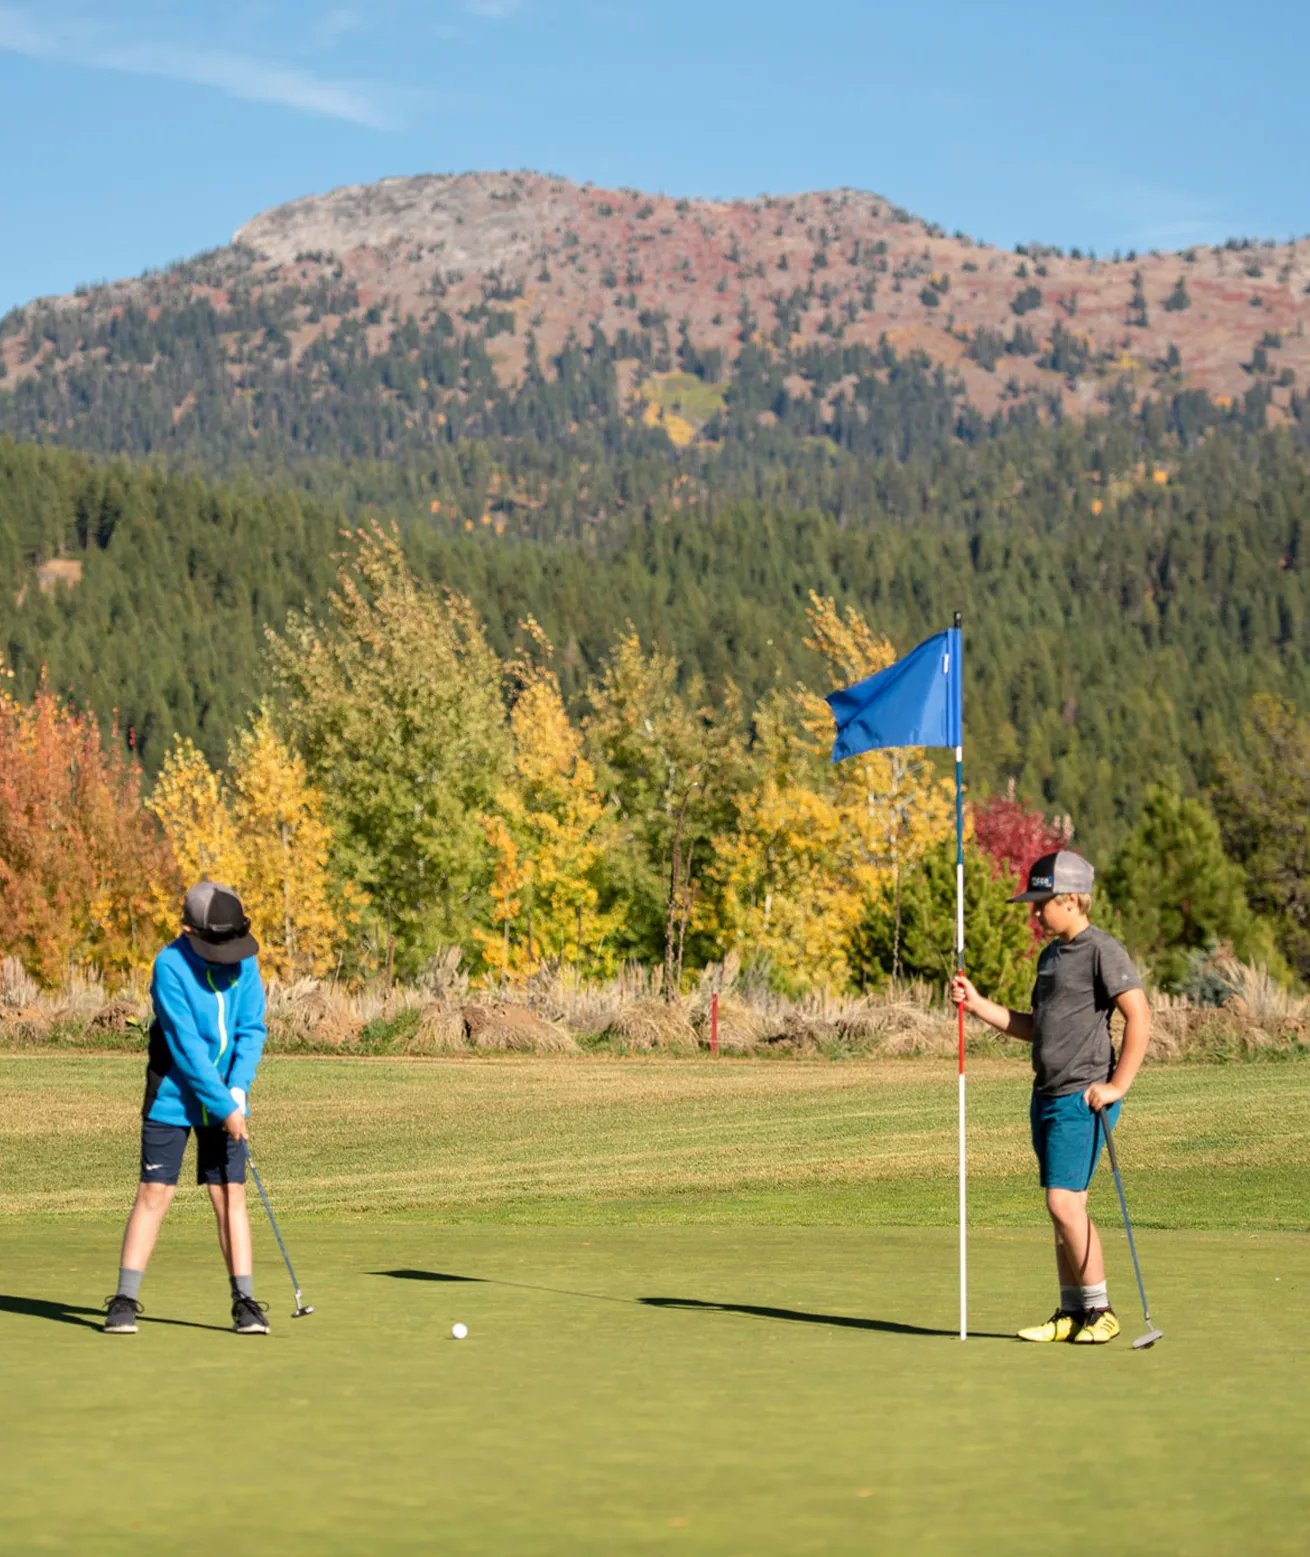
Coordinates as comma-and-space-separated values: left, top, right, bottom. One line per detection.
1017, 1309, 1081, 1343
1071, 1307, 1121, 1345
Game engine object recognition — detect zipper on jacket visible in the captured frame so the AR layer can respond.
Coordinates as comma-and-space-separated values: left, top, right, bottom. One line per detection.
202, 968, 229, 1125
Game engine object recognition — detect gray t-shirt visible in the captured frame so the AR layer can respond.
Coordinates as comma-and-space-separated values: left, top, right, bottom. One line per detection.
1030, 926, 1143, 1097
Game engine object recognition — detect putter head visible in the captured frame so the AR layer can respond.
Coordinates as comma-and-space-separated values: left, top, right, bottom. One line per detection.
1132, 1328, 1164, 1350
292, 1292, 314, 1318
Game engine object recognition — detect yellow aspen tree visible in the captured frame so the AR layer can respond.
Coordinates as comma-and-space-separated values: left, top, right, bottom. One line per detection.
703, 692, 855, 991
148, 736, 246, 888
477, 814, 528, 977
478, 631, 622, 977
228, 711, 362, 979
150, 721, 359, 979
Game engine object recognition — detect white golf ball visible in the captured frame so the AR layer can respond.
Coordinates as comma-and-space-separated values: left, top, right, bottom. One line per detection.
451, 1322, 468, 1340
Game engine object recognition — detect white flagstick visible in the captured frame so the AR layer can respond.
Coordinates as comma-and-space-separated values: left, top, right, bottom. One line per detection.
953, 610, 967, 1342
956, 741, 967, 1341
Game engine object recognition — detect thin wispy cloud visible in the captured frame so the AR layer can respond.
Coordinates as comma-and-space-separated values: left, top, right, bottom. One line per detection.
311, 5, 371, 49
0, 5, 394, 128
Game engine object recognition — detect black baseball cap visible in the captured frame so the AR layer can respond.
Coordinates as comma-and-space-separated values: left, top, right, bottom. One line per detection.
182, 881, 259, 964
1008, 850, 1095, 903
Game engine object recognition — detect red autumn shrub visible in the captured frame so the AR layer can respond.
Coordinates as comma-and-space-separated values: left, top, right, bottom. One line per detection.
972, 784, 1073, 944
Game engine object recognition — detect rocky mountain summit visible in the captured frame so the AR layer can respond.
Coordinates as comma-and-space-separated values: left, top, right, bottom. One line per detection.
2, 170, 1307, 460
235, 171, 578, 273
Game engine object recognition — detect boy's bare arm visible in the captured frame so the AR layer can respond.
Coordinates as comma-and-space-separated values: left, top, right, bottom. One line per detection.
950, 974, 1034, 1042
1085, 988, 1151, 1110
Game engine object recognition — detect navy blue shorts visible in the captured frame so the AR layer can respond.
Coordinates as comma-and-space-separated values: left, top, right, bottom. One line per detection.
1030, 1091, 1122, 1192
140, 1121, 247, 1186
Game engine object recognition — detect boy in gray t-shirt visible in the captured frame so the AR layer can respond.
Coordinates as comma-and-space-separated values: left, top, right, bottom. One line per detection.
953, 850, 1151, 1345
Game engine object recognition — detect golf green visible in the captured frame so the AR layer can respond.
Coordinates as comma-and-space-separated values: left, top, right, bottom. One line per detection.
2, 1055, 1309, 1553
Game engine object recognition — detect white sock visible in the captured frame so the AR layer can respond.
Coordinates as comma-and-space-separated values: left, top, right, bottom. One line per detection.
1080, 1281, 1109, 1312
1060, 1285, 1081, 1313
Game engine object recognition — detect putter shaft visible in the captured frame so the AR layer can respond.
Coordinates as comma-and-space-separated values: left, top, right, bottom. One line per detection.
247, 1148, 313, 1317
1101, 1113, 1161, 1347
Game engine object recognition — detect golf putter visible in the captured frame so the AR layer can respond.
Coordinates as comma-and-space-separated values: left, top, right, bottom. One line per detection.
247, 1148, 314, 1318
1100, 1114, 1162, 1349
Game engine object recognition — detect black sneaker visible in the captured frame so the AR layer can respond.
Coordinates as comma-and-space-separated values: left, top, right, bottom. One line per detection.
232, 1294, 270, 1334
104, 1294, 143, 1334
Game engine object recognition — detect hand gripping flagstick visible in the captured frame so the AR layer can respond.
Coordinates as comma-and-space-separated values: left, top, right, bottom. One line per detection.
826, 614, 967, 1339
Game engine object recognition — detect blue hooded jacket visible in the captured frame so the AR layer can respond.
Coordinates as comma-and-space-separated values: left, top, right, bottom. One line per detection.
145, 938, 267, 1127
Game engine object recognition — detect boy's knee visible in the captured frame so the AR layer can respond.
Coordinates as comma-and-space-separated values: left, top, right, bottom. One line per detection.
1045, 1187, 1087, 1224
136, 1181, 174, 1212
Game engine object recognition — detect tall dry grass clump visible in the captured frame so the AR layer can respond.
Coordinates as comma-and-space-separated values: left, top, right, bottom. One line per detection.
836, 992, 957, 1058
462, 1002, 578, 1053
603, 998, 698, 1053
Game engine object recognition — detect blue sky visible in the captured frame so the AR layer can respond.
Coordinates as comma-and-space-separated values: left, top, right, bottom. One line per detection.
1, 0, 1307, 314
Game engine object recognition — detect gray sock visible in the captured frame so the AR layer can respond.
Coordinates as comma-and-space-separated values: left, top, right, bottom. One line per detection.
1060, 1285, 1081, 1314
1080, 1281, 1109, 1312
230, 1274, 254, 1301
118, 1267, 145, 1301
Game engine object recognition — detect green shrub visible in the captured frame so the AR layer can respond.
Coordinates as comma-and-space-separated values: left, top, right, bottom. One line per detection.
849, 839, 1036, 1007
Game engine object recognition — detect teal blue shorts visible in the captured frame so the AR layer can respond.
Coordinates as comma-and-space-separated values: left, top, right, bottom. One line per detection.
1030, 1091, 1121, 1192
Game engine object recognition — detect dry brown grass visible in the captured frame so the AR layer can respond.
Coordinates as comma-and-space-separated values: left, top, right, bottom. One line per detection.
603, 997, 697, 1053
2, 957, 1307, 1064
462, 1002, 578, 1054
1, 955, 39, 1009
692, 994, 772, 1054
407, 1003, 469, 1055
835, 998, 955, 1058
272, 982, 362, 1049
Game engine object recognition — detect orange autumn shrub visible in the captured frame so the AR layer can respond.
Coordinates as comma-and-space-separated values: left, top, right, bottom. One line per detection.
0, 683, 179, 985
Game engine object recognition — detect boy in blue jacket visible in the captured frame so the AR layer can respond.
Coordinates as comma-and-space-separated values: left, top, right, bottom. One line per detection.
104, 882, 270, 1335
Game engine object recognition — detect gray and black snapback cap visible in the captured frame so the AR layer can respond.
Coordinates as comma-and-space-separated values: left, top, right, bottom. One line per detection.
182, 881, 259, 964
1008, 850, 1095, 903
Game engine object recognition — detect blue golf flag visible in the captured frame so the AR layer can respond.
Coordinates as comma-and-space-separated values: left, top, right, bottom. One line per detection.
826, 626, 962, 762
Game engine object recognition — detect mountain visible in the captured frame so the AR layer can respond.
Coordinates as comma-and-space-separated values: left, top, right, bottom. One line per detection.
1, 171, 1307, 473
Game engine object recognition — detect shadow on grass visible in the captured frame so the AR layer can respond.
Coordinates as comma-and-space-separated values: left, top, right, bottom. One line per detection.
371, 1269, 484, 1283
370, 1272, 1013, 1340
372, 1267, 631, 1305
0, 1294, 232, 1334
641, 1296, 1015, 1341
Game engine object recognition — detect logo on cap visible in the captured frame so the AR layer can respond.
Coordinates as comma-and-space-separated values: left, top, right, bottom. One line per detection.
1007, 850, 1095, 903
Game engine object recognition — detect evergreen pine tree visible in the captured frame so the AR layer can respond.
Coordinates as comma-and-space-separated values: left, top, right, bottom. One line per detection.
1213, 696, 1310, 978
1103, 781, 1276, 988
848, 838, 1036, 1006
